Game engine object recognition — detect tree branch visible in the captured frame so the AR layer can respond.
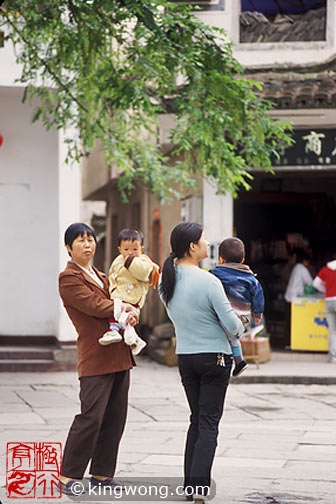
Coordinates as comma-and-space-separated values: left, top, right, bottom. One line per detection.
0, 6, 109, 138
67, 0, 89, 74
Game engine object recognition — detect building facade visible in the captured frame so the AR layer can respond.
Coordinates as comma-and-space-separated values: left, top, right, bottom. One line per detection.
83, 0, 336, 345
0, 31, 83, 343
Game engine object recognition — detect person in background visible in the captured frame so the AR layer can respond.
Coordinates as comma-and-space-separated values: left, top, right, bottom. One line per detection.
313, 258, 336, 363
159, 222, 244, 504
284, 249, 313, 346
285, 249, 313, 302
209, 237, 264, 377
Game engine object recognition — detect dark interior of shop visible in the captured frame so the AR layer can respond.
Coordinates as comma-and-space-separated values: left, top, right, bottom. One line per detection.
234, 173, 336, 348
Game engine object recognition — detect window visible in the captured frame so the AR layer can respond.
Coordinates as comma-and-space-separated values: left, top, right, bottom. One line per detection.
170, 0, 225, 12
240, 0, 326, 43
181, 196, 202, 224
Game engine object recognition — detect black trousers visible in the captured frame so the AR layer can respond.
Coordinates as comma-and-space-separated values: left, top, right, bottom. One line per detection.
178, 353, 232, 495
61, 370, 129, 479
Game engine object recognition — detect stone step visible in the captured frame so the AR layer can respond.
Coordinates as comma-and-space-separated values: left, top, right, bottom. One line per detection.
0, 358, 77, 372
0, 359, 61, 372
0, 336, 66, 372
0, 346, 56, 360
271, 350, 329, 362
0, 336, 77, 371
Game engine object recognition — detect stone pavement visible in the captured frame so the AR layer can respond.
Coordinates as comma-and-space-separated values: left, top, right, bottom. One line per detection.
232, 350, 336, 385
0, 355, 336, 504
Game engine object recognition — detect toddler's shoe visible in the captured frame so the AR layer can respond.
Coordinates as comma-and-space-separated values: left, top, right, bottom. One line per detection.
124, 325, 138, 346
98, 330, 122, 345
232, 360, 248, 377
131, 338, 147, 356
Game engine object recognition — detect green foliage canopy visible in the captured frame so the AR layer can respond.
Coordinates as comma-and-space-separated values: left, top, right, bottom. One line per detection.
1, 0, 292, 200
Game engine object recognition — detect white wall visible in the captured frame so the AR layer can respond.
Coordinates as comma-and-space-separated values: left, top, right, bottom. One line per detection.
57, 127, 82, 342
0, 38, 23, 86
0, 86, 59, 336
0, 28, 103, 342
202, 178, 233, 269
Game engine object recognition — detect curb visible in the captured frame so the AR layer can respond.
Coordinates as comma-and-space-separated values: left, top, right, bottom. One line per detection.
231, 375, 336, 385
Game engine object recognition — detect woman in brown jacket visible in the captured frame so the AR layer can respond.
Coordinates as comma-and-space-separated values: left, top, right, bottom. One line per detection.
58, 223, 139, 495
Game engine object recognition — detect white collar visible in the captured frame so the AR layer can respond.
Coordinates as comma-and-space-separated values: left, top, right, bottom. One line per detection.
74, 262, 104, 288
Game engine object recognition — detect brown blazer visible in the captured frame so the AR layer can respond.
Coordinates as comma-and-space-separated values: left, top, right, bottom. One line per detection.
59, 261, 134, 378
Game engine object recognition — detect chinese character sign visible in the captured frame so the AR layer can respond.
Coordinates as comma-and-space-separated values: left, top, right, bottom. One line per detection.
6, 443, 62, 499
271, 129, 336, 167
302, 131, 325, 156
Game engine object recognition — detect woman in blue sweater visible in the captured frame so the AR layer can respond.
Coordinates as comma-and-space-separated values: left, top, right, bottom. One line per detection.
159, 222, 244, 503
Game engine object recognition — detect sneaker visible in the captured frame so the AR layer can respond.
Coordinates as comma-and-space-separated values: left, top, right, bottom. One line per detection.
131, 338, 147, 356
232, 360, 248, 377
193, 495, 208, 504
57, 479, 85, 496
90, 476, 124, 488
98, 330, 122, 345
251, 323, 264, 337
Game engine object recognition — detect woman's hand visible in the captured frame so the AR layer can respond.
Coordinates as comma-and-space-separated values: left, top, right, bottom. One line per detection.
122, 303, 140, 326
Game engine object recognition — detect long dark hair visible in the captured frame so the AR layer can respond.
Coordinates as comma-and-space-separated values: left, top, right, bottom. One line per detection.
160, 222, 203, 305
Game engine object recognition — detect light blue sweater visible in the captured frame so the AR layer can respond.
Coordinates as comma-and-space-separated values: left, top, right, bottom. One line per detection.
163, 266, 244, 355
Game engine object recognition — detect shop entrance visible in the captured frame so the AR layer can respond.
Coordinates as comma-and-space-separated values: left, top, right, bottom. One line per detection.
234, 171, 336, 348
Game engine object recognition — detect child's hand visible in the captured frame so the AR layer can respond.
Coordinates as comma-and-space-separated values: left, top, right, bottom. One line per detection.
239, 315, 249, 325
122, 303, 140, 326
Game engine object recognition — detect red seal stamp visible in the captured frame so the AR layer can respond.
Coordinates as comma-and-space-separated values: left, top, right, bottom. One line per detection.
6, 442, 62, 499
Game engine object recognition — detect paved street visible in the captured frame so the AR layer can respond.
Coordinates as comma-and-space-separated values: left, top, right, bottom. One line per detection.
0, 356, 336, 504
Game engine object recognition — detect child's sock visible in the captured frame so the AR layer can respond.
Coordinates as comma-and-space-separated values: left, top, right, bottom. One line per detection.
232, 346, 243, 365
109, 322, 120, 332
234, 354, 243, 365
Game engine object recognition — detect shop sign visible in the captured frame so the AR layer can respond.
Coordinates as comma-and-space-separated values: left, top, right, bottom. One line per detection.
291, 297, 329, 352
272, 129, 336, 168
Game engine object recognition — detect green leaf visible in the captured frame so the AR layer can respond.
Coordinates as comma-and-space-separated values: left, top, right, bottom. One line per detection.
0, 0, 292, 201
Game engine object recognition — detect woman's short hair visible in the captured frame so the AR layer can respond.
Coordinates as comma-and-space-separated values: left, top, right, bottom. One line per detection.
64, 223, 97, 249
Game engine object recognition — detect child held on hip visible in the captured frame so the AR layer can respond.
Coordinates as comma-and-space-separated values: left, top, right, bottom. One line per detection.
209, 237, 265, 377
99, 228, 160, 355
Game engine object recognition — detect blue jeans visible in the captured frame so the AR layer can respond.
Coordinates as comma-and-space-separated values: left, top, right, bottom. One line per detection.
178, 353, 232, 495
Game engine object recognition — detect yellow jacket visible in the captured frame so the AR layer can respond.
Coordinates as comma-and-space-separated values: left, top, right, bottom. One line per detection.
108, 254, 160, 308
